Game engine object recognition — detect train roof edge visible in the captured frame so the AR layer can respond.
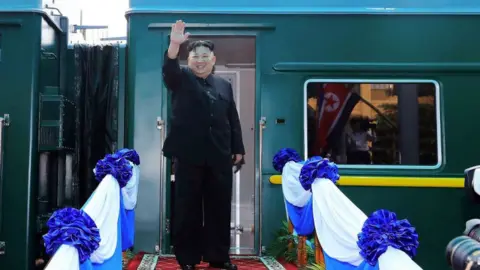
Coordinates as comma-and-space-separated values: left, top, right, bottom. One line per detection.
126, 0, 480, 15
2, 6, 480, 16
124, 7, 480, 16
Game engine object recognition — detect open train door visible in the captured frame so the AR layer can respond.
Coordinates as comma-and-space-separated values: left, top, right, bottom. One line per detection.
159, 35, 259, 255
172, 35, 258, 255
148, 29, 262, 255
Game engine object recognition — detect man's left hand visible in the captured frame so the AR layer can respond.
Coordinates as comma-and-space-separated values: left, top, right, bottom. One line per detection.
233, 154, 243, 164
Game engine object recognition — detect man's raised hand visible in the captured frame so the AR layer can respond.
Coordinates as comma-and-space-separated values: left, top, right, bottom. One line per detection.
170, 20, 190, 45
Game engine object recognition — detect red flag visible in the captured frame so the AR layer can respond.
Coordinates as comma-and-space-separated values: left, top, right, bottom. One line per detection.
314, 84, 357, 153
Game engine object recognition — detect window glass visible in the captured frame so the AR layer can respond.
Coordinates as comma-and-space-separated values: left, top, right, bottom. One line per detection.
305, 81, 440, 167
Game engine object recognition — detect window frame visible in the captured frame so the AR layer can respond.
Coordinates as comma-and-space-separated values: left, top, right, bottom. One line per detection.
303, 78, 443, 170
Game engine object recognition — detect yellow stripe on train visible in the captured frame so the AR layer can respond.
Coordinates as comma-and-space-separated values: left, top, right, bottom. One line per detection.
268, 175, 464, 188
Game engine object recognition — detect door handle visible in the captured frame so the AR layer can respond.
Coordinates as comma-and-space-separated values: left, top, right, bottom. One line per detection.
156, 117, 167, 254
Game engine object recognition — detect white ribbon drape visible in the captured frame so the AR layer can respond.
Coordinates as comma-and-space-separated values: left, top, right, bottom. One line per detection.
45, 174, 121, 269
282, 161, 311, 207
122, 163, 139, 210
83, 174, 120, 263
473, 168, 480, 196
310, 177, 422, 269
311, 178, 366, 266
45, 245, 80, 270
378, 247, 422, 270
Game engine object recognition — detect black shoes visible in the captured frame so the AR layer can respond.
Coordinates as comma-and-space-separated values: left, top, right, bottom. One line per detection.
180, 265, 196, 270
209, 262, 238, 270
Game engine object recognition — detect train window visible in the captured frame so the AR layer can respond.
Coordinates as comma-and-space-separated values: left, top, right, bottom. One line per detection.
304, 80, 441, 168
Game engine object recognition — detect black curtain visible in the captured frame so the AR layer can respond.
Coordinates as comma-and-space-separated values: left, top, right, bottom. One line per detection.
73, 44, 119, 206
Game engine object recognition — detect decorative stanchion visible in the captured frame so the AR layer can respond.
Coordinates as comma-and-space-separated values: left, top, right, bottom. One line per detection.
273, 148, 315, 268
314, 234, 325, 266
287, 220, 294, 252
297, 236, 308, 267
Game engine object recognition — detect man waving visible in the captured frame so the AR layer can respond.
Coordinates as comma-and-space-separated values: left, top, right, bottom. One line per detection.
162, 20, 245, 270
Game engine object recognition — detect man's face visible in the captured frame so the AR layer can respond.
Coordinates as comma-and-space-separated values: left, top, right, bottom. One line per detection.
187, 46, 216, 78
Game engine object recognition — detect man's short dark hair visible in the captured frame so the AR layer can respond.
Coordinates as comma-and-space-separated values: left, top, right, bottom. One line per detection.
187, 40, 215, 53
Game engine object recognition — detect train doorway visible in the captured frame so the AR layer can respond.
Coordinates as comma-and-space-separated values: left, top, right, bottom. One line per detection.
164, 36, 257, 255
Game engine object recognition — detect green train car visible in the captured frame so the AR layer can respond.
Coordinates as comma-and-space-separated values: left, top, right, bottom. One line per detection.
1, 0, 480, 269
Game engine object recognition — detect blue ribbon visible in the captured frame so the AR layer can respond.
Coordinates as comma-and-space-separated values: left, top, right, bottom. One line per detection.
285, 198, 315, 236
79, 190, 132, 269
120, 194, 135, 250
113, 148, 141, 165
323, 251, 380, 270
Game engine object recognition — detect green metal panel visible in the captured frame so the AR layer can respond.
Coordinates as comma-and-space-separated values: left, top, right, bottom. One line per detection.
38, 94, 75, 151
38, 19, 72, 152
261, 175, 287, 248
127, 12, 480, 268
0, 12, 42, 270
126, 19, 165, 252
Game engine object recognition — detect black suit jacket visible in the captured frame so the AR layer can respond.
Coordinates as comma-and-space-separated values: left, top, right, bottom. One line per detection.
162, 52, 245, 166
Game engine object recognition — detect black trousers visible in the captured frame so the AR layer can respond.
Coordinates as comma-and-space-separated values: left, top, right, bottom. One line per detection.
173, 159, 233, 265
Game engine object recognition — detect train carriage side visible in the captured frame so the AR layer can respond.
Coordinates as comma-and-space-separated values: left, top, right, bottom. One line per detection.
0, 1, 127, 268
126, 7, 480, 270
0, 5, 69, 268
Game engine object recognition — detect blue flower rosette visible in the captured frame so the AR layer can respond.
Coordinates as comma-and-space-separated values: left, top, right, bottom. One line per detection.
112, 148, 140, 166
357, 209, 420, 266
299, 158, 340, 190
43, 207, 101, 264
272, 148, 302, 172
94, 154, 133, 188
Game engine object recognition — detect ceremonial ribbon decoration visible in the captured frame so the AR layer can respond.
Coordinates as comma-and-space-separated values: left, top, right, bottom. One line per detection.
358, 210, 419, 266
44, 149, 140, 270
272, 148, 302, 172
273, 148, 314, 236
113, 149, 140, 250
276, 152, 423, 270
43, 208, 101, 265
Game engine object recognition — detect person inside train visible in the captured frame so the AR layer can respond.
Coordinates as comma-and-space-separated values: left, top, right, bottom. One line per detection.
346, 116, 375, 164
162, 20, 245, 270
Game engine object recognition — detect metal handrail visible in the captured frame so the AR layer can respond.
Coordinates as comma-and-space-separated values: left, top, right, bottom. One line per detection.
0, 114, 10, 231
156, 117, 166, 254
258, 117, 266, 255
